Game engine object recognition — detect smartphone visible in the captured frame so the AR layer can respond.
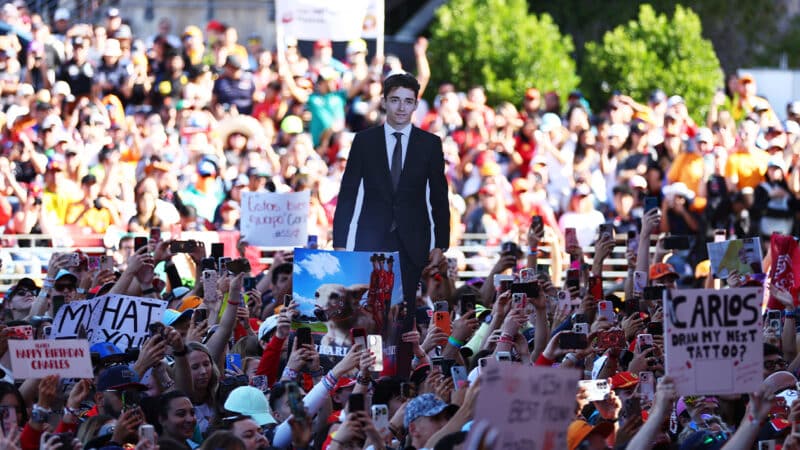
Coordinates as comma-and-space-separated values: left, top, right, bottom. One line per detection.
638, 371, 655, 403
594, 329, 625, 352
350, 327, 367, 349
644, 196, 659, 213
121, 390, 141, 411
624, 396, 642, 421
565, 228, 579, 249
148, 322, 165, 339
88, 256, 100, 271
646, 322, 663, 335
193, 309, 208, 324
200, 257, 217, 272
52, 295, 65, 316
714, 229, 727, 243
636, 334, 654, 354
588, 275, 603, 301
557, 289, 572, 310
43, 325, 52, 339
7, 325, 32, 340
100, 255, 113, 271
559, 332, 588, 349
243, 277, 256, 292
494, 274, 514, 292
573, 323, 589, 335
149, 227, 161, 244
286, 382, 305, 419
758, 441, 776, 450
598, 223, 614, 240
368, 335, 383, 371
768, 310, 782, 333
55, 433, 75, 450
460, 294, 476, 316
307, 235, 318, 249
250, 375, 268, 393
348, 393, 365, 412
511, 293, 526, 311
165, 263, 182, 289
202, 270, 218, 302
511, 281, 540, 299
633, 271, 647, 297
495, 351, 512, 362
296, 327, 313, 347
663, 235, 690, 250
566, 269, 580, 290
400, 382, 414, 399
170, 240, 197, 253
531, 215, 543, 229
218, 257, 232, 275
283, 294, 292, 308
579, 379, 611, 402
210, 242, 224, 259
371, 404, 390, 434
227, 258, 251, 275
451, 365, 468, 390
501, 242, 518, 255
597, 301, 615, 322
643, 286, 666, 302
433, 307, 451, 337
139, 424, 155, 442
134, 236, 148, 252
627, 230, 638, 254
226, 353, 242, 372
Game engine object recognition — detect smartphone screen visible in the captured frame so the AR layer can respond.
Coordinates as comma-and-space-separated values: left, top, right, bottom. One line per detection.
210, 243, 224, 259
296, 327, 312, 347
134, 236, 148, 252
350, 328, 367, 349
52, 295, 65, 315
368, 335, 383, 372
348, 393, 365, 412
644, 197, 659, 213
460, 294, 476, 316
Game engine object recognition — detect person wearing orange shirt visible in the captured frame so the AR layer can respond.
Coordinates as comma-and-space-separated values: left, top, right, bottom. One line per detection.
724, 118, 769, 191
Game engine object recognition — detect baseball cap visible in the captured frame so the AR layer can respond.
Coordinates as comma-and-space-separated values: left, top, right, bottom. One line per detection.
667, 95, 685, 108
663, 182, 696, 201
404, 393, 456, 428
346, 39, 367, 55
106, 7, 120, 18
115, 24, 132, 40
524, 88, 540, 100
696, 127, 714, 143
224, 55, 242, 70
649, 89, 667, 104
650, 262, 679, 281
54, 7, 70, 21
566, 420, 614, 450
609, 371, 638, 390
224, 386, 276, 426
539, 113, 562, 132
90, 342, 126, 366
334, 377, 356, 394
177, 293, 200, 312
96, 365, 146, 391
258, 315, 279, 341
55, 269, 78, 284
7, 278, 39, 299
739, 72, 755, 84
162, 309, 193, 326
197, 158, 218, 177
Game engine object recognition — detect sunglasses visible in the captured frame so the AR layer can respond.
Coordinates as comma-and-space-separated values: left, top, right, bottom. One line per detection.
764, 359, 788, 370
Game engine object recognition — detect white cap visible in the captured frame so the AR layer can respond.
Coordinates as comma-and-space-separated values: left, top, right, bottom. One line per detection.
667, 95, 685, 108
54, 7, 70, 21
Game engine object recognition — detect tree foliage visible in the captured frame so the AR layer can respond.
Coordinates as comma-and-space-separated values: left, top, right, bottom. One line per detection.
427, 0, 579, 105
582, 4, 723, 121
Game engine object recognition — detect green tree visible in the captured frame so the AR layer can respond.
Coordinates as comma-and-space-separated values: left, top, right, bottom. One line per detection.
582, 4, 723, 121
427, 0, 579, 105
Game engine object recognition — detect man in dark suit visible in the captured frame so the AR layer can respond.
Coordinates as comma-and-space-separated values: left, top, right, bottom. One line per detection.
333, 73, 450, 308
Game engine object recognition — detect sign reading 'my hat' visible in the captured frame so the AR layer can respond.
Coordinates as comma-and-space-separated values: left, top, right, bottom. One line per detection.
51, 294, 167, 348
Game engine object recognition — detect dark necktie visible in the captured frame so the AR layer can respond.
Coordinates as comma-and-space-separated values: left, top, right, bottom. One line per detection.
391, 131, 403, 191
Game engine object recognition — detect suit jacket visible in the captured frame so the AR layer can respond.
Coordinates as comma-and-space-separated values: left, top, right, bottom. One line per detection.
333, 124, 450, 266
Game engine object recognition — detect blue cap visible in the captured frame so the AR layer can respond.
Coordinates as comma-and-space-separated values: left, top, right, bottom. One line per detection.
197, 158, 217, 177
162, 308, 193, 326
91, 342, 123, 359
404, 393, 451, 428
55, 269, 78, 283
96, 365, 146, 391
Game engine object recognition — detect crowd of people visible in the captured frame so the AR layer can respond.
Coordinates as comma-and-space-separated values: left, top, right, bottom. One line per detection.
0, 1, 799, 450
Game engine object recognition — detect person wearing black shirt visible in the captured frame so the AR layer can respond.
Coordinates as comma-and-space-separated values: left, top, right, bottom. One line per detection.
56, 36, 94, 98
212, 55, 254, 115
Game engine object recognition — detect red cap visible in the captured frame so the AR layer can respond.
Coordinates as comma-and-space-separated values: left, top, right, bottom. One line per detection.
332, 377, 355, 393
206, 20, 225, 33
314, 39, 332, 49
610, 371, 639, 390
650, 262, 678, 281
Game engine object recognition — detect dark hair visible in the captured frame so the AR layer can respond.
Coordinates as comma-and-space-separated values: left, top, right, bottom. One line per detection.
271, 263, 293, 285
382, 73, 420, 99
373, 377, 402, 406
0, 382, 27, 425
764, 343, 782, 358
157, 390, 191, 421
201, 431, 246, 450
268, 381, 287, 412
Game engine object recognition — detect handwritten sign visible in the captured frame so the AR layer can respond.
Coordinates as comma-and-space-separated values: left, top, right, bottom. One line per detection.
665, 288, 763, 396
51, 295, 167, 349
241, 190, 309, 248
468, 361, 579, 450
9, 339, 92, 379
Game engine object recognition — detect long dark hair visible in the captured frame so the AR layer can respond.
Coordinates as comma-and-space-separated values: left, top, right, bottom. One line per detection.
0, 381, 27, 425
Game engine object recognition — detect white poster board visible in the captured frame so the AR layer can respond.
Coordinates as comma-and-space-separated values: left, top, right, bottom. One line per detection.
468, 361, 579, 450
665, 288, 763, 396
9, 339, 92, 379
241, 190, 309, 248
275, 0, 369, 42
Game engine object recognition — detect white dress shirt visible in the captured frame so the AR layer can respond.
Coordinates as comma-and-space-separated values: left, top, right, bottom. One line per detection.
384, 122, 412, 171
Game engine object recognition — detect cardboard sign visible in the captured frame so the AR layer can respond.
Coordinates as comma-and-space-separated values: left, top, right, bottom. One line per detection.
665, 288, 763, 396
51, 295, 167, 349
468, 361, 579, 450
9, 339, 92, 379
240, 190, 309, 248
707, 237, 763, 279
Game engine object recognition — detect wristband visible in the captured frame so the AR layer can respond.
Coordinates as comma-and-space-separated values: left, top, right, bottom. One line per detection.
447, 336, 464, 348
322, 371, 338, 391
282, 367, 299, 380
785, 310, 796, 319
228, 300, 241, 306
497, 336, 514, 345
357, 374, 371, 386
64, 406, 79, 417
142, 287, 157, 295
